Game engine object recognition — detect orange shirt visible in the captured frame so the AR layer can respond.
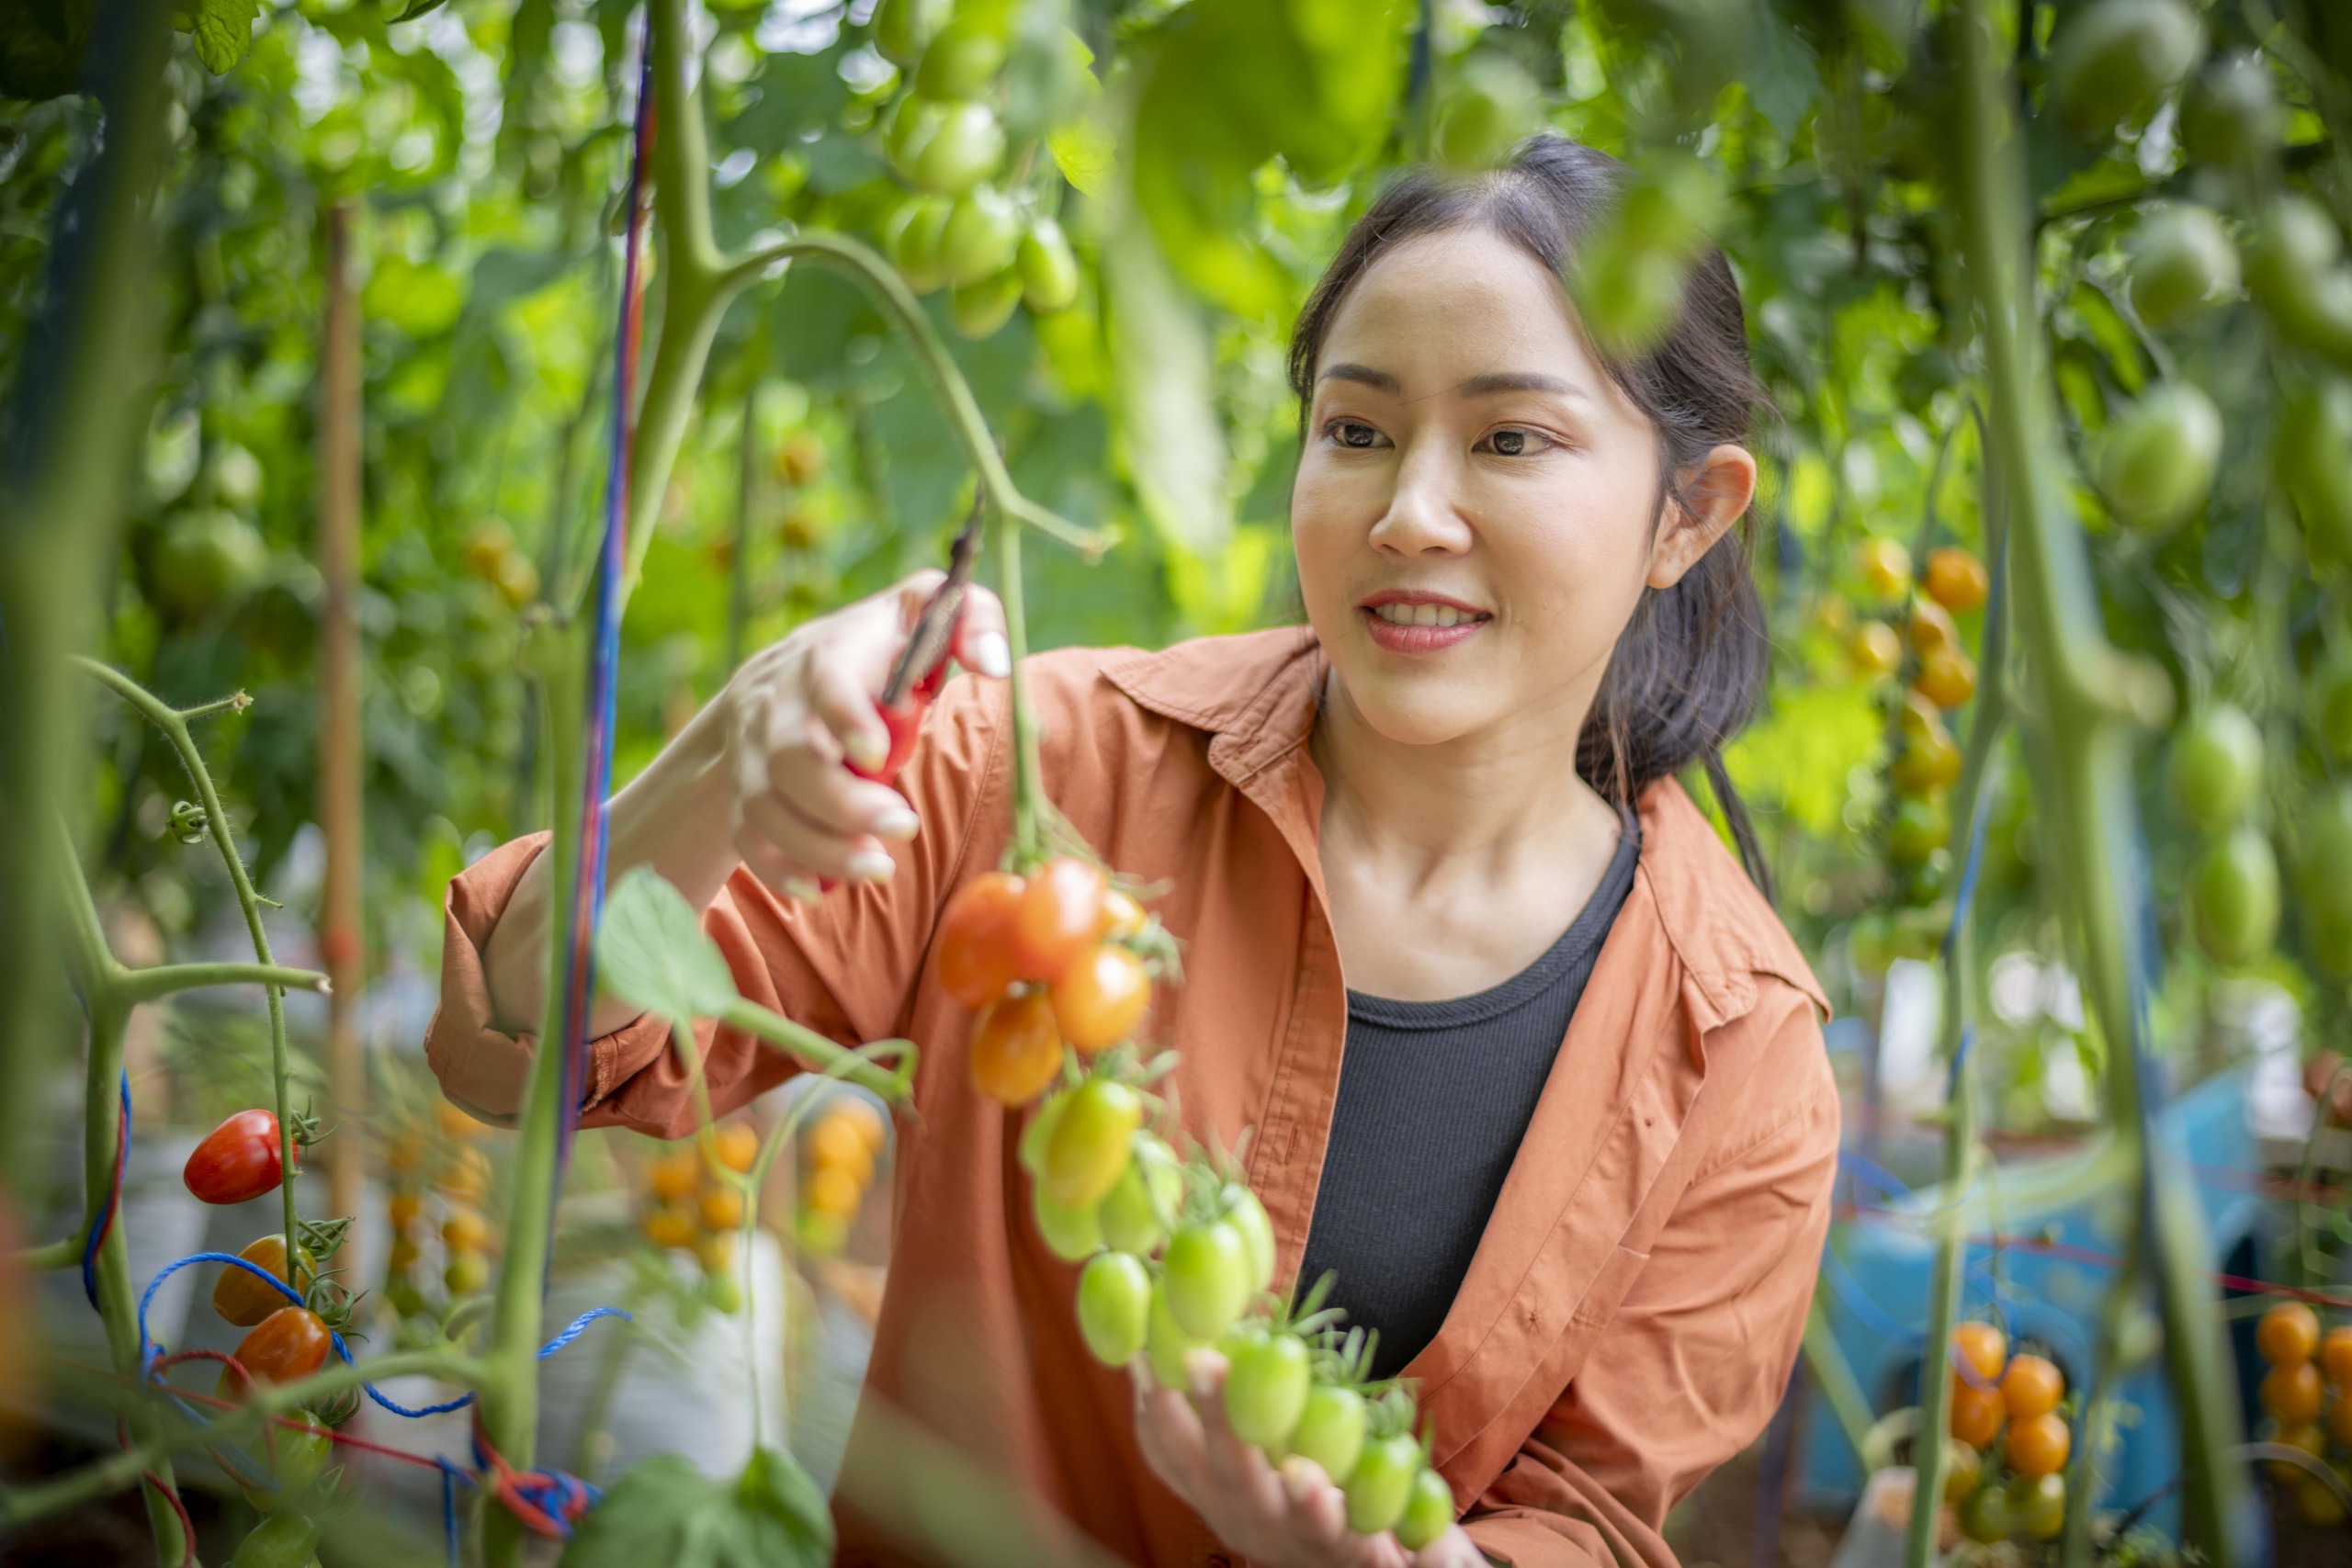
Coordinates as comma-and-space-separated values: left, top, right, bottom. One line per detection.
426, 627, 1838, 1568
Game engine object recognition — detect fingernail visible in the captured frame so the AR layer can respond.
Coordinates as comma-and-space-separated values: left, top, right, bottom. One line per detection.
845, 728, 888, 772
846, 848, 897, 882
782, 876, 824, 904
972, 631, 1011, 679
872, 804, 920, 840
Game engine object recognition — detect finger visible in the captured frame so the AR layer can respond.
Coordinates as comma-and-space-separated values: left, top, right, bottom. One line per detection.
1132, 1374, 1210, 1496
951, 583, 1011, 679
892, 568, 949, 630
1279, 1457, 1351, 1551
741, 792, 890, 885
765, 722, 922, 840
1412, 1528, 1483, 1568
805, 642, 894, 776
731, 823, 818, 900
1185, 1351, 1287, 1518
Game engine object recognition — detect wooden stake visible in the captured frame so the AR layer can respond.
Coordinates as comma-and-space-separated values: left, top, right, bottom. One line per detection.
318, 201, 368, 1227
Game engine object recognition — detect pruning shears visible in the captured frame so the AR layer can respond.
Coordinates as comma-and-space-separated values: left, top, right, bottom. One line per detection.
847, 491, 985, 787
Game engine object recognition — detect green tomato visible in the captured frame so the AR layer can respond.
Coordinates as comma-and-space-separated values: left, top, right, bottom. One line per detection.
1098, 1134, 1181, 1256
1223, 1331, 1310, 1451
1393, 1465, 1455, 1551
1019, 1088, 1069, 1176
2307, 906, 2352, 982
2168, 705, 2263, 831
2128, 205, 2238, 326
1344, 1433, 1421, 1536
1146, 1280, 1204, 1390
1219, 1183, 1276, 1292
1886, 795, 1949, 865
707, 1270, 743, 1314
1033, 1182, 1103, 1262
1077, 1250, 1152, 1365
940, 186, 1020, 288
886, 196, 954, 295
1287, 1382, 1367, 1481
2192, 826, 2280, 968
914, 20, 1007, 100
230, 1510, 319, 1568
2311, 653, 2352, 761
871, 0, 951, 66
903, 98, 1005, 197
1016, 219, 1080, 314
2299, 788, 2352, 925
1160, 1217, 1251, 1340
2276, 379, 2352, 566
243, 1424, 334, 1512
2246, 197, 2352, 362
1956, 1476, 2015, 1543
1433, 53, 1540, 174
1042, 1077, 1140, 1209
950, 270, 1023, 340
2181, 53, 2282, 167
155, 508, 268, 617
2098, 382, 2222, 529
2047, 0, 2204, 140
2009, 1472, 2067, 1542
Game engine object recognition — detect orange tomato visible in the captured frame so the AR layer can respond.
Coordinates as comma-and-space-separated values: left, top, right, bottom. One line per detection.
707, 1122, 759, 1175
2257, 1302, 2322, 1366
211, 1235, 314, 1328
1908, 600, 1961, 656
1949, 1378, 2006, 1449
440, 1207, 489, 1255
1096, 888, 1147, 940
1012, 858, 1109, 980
831, 1097, 888, 1151
439, 1145, 491, 1202
805, 1163, 864, 1220
1924, 547, 1989, 613
643, 1206, 695, 1249
2321, 1325, 2352, 1386
2263, 1359, 2325, 1424
2005, 1412, 2071, 1480
696, 1234, 738, 1276
699, 1186, 746, 1231
388, 1235, 420, 1274
387, 1190, 421, 1232
1856, 536, 1912, 599
1915, 648, 1978, 709
435, 1100, 484, 1140
1952, 1321, 2008, 1382
937, 872, 1027, 1008
968, 991, 1065, 1104
808, 1116, 874, 1182
650, 1151, 700, 1202
2000, 1354, 2064, 1421
1849, 620, 1903, 679
1048, 944, 1151, 1053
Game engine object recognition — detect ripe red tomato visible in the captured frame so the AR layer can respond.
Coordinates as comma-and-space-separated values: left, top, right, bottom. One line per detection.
224, 1306, 332, 1395
937, 872, 1025, 1008
1013, 858, 1109, 980
185, 1110, 291, 1205
969, 991, 1065, 1103
212, 1235, 313, 1328
1048, 944, 1150, 1052
1999, 1353, 2064, 1421
2004, 1411, 2071, 1480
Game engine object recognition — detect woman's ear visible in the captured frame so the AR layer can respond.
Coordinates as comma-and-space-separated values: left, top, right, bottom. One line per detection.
1646, 444, 1757, 589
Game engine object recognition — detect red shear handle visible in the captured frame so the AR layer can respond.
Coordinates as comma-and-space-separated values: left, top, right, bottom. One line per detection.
845, 649, 954, 786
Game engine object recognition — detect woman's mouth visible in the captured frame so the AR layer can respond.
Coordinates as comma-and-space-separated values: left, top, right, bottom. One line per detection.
1360, 595, 1492, 653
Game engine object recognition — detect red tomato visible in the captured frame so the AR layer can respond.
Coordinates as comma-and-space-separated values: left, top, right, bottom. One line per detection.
969, 991, 1065, 1103
222, 1307, 332, 1396
185, 1111, 291, 1205
937, 872, 1025, 1008
1048, 945, 1150, 1052
1012, 859, 1108, 980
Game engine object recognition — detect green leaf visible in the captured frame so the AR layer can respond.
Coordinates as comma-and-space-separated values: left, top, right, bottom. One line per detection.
595, 866, 742, 1032
561, 1449, 832, 1568
184, 0, 259, 73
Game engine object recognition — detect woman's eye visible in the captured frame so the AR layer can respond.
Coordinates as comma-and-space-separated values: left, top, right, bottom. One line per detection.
1479, 427, 1552, 457
1328, 420, 1385, 449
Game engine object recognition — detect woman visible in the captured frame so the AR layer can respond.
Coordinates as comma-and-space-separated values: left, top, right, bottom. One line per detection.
429, 136, 1838, 1568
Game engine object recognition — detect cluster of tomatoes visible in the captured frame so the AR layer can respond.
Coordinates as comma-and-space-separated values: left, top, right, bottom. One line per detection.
382, 1101, 498, 1316
793, 1097, 887, 1259
2165, 701, 2283, 969
939, 853, 1457, 1551
2253, 1302, 2352, 1528
642, 1120, 759, 1312
872, 0, 1082, 340
1937, 1322, 2075, 1546
457, 520, 539, 611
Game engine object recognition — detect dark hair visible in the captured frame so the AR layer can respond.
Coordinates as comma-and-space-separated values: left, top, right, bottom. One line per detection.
1286, 133, 1775, 898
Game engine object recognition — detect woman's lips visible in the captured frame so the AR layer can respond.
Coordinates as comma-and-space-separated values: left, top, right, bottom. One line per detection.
1361, 605, 1489, 653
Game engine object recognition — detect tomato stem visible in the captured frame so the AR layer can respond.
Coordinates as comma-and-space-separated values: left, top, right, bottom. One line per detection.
993, 495, 1049, 868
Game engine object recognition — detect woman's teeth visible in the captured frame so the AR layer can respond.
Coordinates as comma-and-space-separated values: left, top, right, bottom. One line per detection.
1370, 602, 1484, 627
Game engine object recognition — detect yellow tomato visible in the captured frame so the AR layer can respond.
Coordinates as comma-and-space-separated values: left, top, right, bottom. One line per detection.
1908, 600, 1961, 656
805, 1164, 864, 1220
1924, 547, 1989, 613
808, 1116, 875, 1182
1849, 620, 1904, 679
435, 1100, 484, 1140
707, 1122, 759, 1175
650, 1151, 700, 1202
2000, 1354, 2064, 1421
1856, 537, 1913, 599
642, 1206, 695, 1250
699, 1186, 747, 1231
696, 1234, 738, 1277
387, 1190, 421, 1232
440, 1207, 490, 1255
1915, 648, 1978, 709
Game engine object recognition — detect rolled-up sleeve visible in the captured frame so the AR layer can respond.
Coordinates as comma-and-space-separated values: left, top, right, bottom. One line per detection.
1463, 1004, 1839, 1566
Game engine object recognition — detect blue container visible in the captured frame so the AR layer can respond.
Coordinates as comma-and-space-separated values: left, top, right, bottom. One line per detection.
1802, 1066, 2265, 1540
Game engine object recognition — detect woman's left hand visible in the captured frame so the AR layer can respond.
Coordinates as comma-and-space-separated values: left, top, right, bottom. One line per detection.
1132, 1349, 1488, 1568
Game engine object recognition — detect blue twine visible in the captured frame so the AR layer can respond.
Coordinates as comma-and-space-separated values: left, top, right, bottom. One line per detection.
438, 1456, 471, 1568
81, 1073, 130, 1308
1836, 1149, 1916, 1202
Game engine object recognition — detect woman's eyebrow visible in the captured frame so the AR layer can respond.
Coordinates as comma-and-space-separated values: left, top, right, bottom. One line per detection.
1317, 362, 1401, 393
1456, 370, 1587, 400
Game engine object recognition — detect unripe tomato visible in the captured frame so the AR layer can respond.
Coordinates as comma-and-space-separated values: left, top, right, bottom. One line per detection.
1344, 1433, 1421, 1535
1891, 723, 1962, 796
2047, 0, 2204, 140
699, 1187, 746, 1231
697, 1233, 739, 1277
1020, 1088, 1069, 1176
229, 1510, 319, 1568
244, 1423, 333, 1513
940, 187, 1020, 288
1220, 1184, 1277, 1293
1956, 1476, 2015, 1543
1394, 1464, 1455, 1551
806, 1162, 864, 1220
2293, 1472, 2349, 1527
185, 1110, 291, 1206
156, 509, 269, 617
871, 0, 950, 65
2261, 1359, 2324, 1423
1146, 1279, 1204, 1390
1855, 537, 1912, 600
939, 871, 1027, 1009
1043, 1077, 1140, 1209
1289, 1382, 1367, 1482
1948, 1379, 2006, 1450
2181, 53, 2282, 166
2009, 1472, 2067, 1542
650, 1150, 700, 1202
914, 20, 1006, 100
1161, 1217, 1251, 1339
1034, 1182, 1102, 1261
2098, 383, 2222, 529
2005, 1411, 2071, 1479
444, 1249, 490, 1296
1914, 649, 1975, 710
1224, 1330, 1311, 1450
1999, 1353, 2064, 1421
776, 430, 826, 489
2309, 653, 2352, 760
213, 1235, 314, 1328
970, 990, 1065, 1103
1887, 795, 1950, 864
2257, 1301, 2322, 1365
1015, 859, 1112, 980
1017, 219, 1080, 314
2168, 705, 2264, 831
708, 1121, 760, 1174
226, 1306, 333, 1394
2320, 1324, 2352, 1385
2191, 827, 2280, 967
643, 1206, 695, 1249
2246, 197, 2352, 359
887, 96, 1004, 197
1049, 945, 1150, 1053
1848, 621, 1902, 680
2275, 379, 2352, 567
1941, 1439, 1983, 1503
2267, 1420, 2325, 1481
886, 196, 956, 295
707, 1270, 743, 1314
795, 1205, 848, 1257
950, 270, 1023, 341
2129, 205, 2239, 325
442, 1206, 490, 1255
1098, 1134, 1182, 1256
1922, 547, 1988, 614
1077, 1250, 1152, 1365
2301, 790, 2352, 930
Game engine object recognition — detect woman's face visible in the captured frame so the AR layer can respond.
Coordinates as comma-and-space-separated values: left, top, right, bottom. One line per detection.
1291, 225, 1751, 753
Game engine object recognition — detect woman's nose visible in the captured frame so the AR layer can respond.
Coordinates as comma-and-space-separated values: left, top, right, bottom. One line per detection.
1367, 440, 1473, 556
